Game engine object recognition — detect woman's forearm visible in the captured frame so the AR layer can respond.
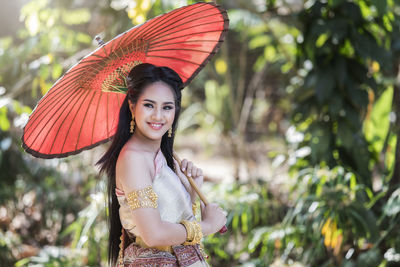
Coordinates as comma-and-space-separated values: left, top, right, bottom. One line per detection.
140, 220, 187, 247
141, 220, 211, 247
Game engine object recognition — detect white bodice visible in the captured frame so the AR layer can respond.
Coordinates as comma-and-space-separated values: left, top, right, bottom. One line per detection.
115, 149, 195, 237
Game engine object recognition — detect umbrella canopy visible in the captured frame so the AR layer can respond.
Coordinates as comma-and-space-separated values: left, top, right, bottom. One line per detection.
21, 2, 229, 159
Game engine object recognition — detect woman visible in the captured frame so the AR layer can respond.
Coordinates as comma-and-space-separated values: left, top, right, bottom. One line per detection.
96, 63, 227, 267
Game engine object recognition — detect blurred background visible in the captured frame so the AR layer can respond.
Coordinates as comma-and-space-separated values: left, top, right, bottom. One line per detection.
1, 0, 400, 266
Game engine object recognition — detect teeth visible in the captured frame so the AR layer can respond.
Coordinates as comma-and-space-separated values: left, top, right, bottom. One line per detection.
149, 123, 163, 128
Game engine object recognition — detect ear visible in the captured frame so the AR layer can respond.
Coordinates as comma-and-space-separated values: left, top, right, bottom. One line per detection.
128, 99, 135, 114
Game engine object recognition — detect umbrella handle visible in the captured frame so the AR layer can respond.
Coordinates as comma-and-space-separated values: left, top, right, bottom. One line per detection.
172, 151, 228, 234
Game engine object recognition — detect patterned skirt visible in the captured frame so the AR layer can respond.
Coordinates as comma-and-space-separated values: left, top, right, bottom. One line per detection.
121, 242, 210, 267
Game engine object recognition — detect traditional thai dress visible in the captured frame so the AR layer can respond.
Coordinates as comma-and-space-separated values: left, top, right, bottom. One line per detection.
115, 148, 210, 267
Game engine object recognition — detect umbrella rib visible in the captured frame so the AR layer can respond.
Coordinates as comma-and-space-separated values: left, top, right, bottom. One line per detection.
107, 93, 121, 138
116, 91, 121, 113
29, 87, 87, 151
66, 60, 106, 80
59, 89, 93, 153
146, 55, 201, 66
23, 68, 87, 133
106, 88, 109, 137
25, 68, 85, 132
91, 90, 103, 144
115, 28, 132, 56
74, 89, 98, 151
139, 4, 213, 40
149, 30, 226, 49
149, 39, 221, 49
24, 84, 81, 136
83, 53, 109, 61
49, 88, 91, 153
85, 4, 212, 67
124, 3, 208, 42
125, 3, 211, 44
148, 48, 214, 54
176, 72, 189, 80
143, 14, 224, 44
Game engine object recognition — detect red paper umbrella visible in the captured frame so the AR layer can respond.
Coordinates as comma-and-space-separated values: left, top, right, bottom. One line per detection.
21, 2, 229, 159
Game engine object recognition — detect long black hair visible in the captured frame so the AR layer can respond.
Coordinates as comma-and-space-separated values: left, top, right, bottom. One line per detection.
95, 63, 183, 266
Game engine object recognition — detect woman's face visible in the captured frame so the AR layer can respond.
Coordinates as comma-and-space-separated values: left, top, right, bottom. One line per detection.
129, 81, 176, 141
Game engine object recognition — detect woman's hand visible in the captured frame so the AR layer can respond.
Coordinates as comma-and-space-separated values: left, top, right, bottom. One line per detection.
200, 202, 227, 236
173, 158, 204, 202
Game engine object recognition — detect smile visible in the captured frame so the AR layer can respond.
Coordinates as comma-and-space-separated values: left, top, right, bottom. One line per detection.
147, 122, 164, 130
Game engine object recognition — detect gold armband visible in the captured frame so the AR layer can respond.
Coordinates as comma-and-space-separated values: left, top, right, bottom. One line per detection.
126, 186, 158, 210
180, 220, 203, 245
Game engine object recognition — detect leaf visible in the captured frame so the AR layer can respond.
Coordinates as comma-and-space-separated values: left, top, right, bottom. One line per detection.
383, 188, 400, 217
248, 227, 269, 251
371, 0, 387, 16
241, 210, 249, 233
0, 106, 10, 131
334, 56, 347, 88
316, 33, 329, 48
343, 3, 363, 24
51, 63, 63, 80
329, 96, 342, 117
337, 121, 354, 148
328, 0, 345, 7
315, 69, 335, 103
61, 8, 91, 25
356, 249, 383, 267
249, 35, 270, 49
364, 86, 392, 154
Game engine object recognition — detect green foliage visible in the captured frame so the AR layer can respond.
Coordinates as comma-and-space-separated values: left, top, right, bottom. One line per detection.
293, 0, 394, 185
17, 188, 108, 266
287, 0, 400, 265
2, 0, 400, 266
284, 167, 380, 263
203, 180, 288, 266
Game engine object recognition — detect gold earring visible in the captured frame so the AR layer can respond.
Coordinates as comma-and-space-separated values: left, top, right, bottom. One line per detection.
130, 115, 135, 133
168, 128, 172, 137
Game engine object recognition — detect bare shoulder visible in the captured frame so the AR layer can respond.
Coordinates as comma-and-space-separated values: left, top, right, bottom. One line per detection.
116, 147, 153, 192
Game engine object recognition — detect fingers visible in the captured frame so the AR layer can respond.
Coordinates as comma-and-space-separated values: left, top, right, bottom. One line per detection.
200, 201, 206, 211
211, 203, 228, 217
173, 158, 183, 176
178, 159, 204, 179
181, 159, 188, 172
186, 161, 194, 177
173, 159, 191, 190
218, 207, 228, 216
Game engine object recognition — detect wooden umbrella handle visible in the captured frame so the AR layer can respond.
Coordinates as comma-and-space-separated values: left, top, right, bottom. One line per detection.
173, 151, 227, 234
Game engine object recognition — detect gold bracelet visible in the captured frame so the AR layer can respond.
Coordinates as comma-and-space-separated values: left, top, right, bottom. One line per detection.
180, 220, 194, 242
190, 220, 202, 245
180, 220, 203, 245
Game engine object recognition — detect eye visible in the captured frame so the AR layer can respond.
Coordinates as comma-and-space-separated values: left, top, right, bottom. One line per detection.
144, 103, 153, 108
164, 105, 174, 110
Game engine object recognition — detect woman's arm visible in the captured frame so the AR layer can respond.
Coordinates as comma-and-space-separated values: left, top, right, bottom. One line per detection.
116, 151, 224, 247
116, 151, 205, 247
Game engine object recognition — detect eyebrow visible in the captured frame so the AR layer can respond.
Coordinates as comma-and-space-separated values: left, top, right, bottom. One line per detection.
142, 99, 175, 105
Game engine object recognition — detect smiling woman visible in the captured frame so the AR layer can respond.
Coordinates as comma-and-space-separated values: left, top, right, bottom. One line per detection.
95, 63, 227, 267
128, 81, 176, 141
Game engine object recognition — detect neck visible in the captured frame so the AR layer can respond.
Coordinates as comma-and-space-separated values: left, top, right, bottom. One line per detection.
128, 130, 162, 155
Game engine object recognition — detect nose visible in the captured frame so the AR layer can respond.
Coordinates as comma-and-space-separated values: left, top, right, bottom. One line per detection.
152, 107, 162, 121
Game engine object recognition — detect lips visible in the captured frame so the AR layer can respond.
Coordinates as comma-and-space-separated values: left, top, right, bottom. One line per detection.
147, 122, 164, 130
